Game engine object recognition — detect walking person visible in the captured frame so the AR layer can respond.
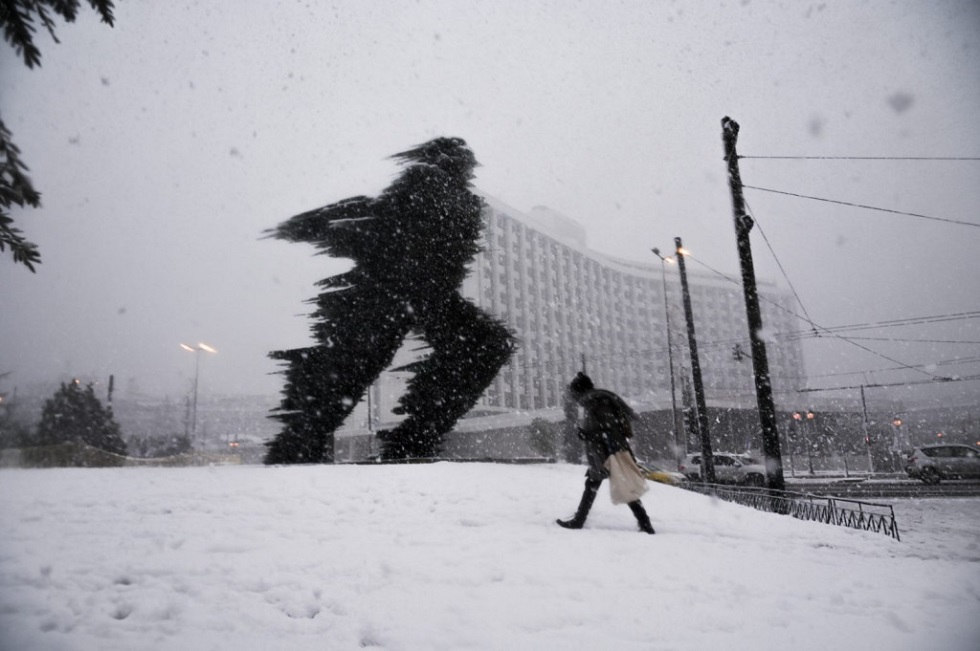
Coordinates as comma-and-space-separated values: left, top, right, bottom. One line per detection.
557, 372, 655, 534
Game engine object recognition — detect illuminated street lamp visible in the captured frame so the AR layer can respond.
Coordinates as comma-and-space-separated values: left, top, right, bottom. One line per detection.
180, 342, 217, 444
652, 247, 683, 462
674, 237, 714, 483
806, 410, 816, 475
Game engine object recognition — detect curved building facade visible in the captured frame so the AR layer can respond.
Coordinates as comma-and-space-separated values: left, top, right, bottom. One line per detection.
462, 195, 806, 415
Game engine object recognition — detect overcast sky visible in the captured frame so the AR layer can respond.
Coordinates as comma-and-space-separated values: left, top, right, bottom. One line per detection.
1, 0, 978, 411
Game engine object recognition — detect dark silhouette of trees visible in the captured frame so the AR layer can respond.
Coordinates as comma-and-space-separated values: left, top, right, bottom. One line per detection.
36, 380, 126, 455
264, 137, 515, 464
0, 0, 115, 271
0, 375, 32, 449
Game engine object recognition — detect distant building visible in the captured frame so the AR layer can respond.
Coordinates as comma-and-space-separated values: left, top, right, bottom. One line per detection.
458, 195, 806, 416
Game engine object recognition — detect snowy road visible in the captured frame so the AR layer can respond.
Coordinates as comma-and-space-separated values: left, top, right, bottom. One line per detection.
786, 479, 980, 498
878, 496, 980, 563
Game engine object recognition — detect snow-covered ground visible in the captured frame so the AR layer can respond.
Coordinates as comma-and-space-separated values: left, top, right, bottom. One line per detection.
1, 463, 977, 651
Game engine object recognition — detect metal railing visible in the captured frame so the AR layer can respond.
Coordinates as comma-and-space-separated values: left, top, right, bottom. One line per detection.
682, 483, 901, 541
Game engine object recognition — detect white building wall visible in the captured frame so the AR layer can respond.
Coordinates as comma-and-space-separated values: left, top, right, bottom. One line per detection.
461, 195, 806, 414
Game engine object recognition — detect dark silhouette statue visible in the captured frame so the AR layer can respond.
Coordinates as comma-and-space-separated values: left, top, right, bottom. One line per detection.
264, 137, 515, 463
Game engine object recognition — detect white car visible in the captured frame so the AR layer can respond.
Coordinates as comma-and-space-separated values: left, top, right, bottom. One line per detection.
679, 452, 767, 486
905, 444, 980, 484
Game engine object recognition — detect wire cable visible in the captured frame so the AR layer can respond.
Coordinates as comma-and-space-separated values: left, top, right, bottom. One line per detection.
809, 354, 980, 379
838, 335, 980, 345
683, 253, 949, 380
783, 311, 980, 341
743, 185, 980, 228
797, 374, 980, 393
743, 196, 817, 329
739, 155, 980, 161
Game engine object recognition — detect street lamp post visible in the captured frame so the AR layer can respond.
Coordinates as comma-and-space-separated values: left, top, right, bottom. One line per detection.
782, 419, 796, 478
806, 410, 816, 475
674, 237, 714, 483
180, 342, 217, 446
793, 410, 816, 476
890, 417, 904, 472
652, 248, 683, 463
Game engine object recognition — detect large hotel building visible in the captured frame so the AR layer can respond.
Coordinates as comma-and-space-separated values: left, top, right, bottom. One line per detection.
460, 194, 806, 416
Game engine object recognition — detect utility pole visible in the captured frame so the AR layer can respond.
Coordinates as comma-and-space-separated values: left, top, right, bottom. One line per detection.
674, 237, 715, 483
653, 247, 684, 463
721, 117, 785, 491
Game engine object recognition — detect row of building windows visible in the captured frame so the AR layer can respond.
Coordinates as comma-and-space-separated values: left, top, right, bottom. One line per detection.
460, 202, 805, 412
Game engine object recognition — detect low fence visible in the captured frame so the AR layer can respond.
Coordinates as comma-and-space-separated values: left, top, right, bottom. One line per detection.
682, 482, 901, 542
0, 441, 243, 469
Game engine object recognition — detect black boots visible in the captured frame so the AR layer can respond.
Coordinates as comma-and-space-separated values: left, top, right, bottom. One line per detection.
628, 500, 655, 534
557, 480, 655, 534
556, 479, 599, 529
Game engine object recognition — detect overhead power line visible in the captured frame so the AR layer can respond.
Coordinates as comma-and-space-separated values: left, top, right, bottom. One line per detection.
682, 253, 979, 381
798, 374, 980, 393
720, 146, 979, 391
810, 354, 980, 379
742, 185, 980, 228
739, 155, 980, 161
841, 336, 980, 345
783, 311, 980, 341
743, 197, 816, 327
684, 254, 950, 381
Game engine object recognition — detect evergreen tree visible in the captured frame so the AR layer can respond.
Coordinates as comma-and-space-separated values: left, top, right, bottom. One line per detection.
265, 137, 515, 463
0, 0, 115, 271
0, 383, 32, 449
36, 380, 126, 455
0, 120, 41, 270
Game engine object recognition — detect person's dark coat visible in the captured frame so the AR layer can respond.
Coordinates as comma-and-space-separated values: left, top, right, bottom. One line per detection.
576, 388, 637, 481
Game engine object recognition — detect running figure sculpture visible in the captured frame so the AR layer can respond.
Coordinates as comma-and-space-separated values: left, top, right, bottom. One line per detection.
264, 137, 515, 463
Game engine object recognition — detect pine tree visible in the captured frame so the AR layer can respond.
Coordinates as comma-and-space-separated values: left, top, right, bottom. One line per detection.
0, 383, 32, 449
0, 1, 115, 271
265, 137, 515, 463
0, 120, 41, 270
36, 380, 126, 455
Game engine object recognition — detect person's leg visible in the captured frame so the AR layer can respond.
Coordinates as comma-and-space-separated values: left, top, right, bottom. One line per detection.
557, 476, 602, 529
627, 500, 655, 534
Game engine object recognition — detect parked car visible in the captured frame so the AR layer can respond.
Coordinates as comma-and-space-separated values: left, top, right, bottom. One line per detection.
641, 462, 687, 486
679, 452, 766, 486
904, 444, 980, 484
